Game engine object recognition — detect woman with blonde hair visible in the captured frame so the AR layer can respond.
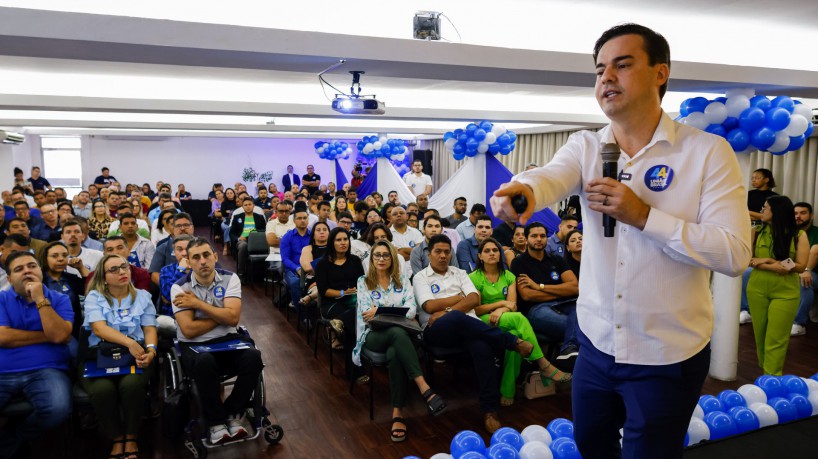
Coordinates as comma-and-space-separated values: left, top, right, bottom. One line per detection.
352, 240, 445, 442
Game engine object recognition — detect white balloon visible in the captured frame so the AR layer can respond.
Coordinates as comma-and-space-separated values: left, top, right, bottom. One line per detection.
484, 132, 497, 144
704, 102, 728, 125
317, 147, 325, 154
373, 141, 382, 150
768, 130, 790, 153
783, 114, 809, 137
801, 377, 818, 395
685, 112, 709, 130
687, 418, 710, 445
725, 88, 755, 99
519, 441, 553, 459
808, 391, 818, 416
445, 138, 457, 149
477, 142, 489, 154
322, 143, 329, 149
725, 95, 751, 118
521, 425, 552, 445
491, 125, 505, 137
342, 153, 350, 159
749, 402, 778, 427
363, 144, 374, 153
430, 454, 454, 459
394, 153, 405, 161
793, 104, 813, 121
692, 404, 704, 419
379, 136, 388, 144
738, 384, 767, 405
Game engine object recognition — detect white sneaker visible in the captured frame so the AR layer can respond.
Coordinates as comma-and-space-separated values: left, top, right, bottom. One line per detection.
209, 424, 230, 445
791, 324, 806, 336
227, 415, 248, 439
739, 311, 752, 324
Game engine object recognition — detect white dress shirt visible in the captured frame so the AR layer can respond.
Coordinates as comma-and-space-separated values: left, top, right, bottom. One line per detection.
515, 112, 751, 365
390, 226, 424, 249
413, 265, 479, 328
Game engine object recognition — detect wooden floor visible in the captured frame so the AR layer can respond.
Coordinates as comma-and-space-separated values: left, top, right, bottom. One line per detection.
67, 229, 818, 459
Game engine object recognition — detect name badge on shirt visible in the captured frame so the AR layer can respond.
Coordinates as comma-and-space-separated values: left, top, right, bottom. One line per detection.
61, 284, 70, 293
371, 291, 382, 300
502, 286, 508, 296
394, 286, 403, 293
550, 271, 560, 281
409, 241, 416, 248
214, 286, 226, 299
430, 284, 441, 294
619, 172, 632, 181
644, 165, 674, 192
118, 308, 130, 318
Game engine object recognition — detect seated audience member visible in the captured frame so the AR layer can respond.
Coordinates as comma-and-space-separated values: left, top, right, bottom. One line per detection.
390, 206, 424, 261
39, 241, 87, 338
351, 201, 369, 237
265, 202, 295, 273
456, 215, 496, 273
444, 197, 468, 229
413, 234, 535, 433
331, 197, 349, 221
346, 187, 358, 206
105, 191, 123, 218
32, 192, 47, 210
792, 202, 818, 336
381, 203, 396, 226
62, 219, 103, 277
416, 194, 429, 216
504, 225, 527, 267
152, 209, 176, 246
34, 203, 61, 242
406, 202, 419, 215
564, 230, 583, 279
546, 215, 579, 258
365, 208, 382, 228
108, 204, 151, 239
0, 251, 73, 459
57, 201, 75, 222
510, 223, 580, 371
159, 234, 194, 313
171, 239, 263, 444
492, 220, 517, 248
315, 228, 365, 379
268, 183, 284, 201
72, 190, 92, 219
407, 212, 419, 229
280, 207, 311, 308
335, 212, 368, 260
229, 198, 266, 281
253, 187, 272, 214
176, 183, 192, 201
148, 213, 195, 286
218, 189, 238, 255
353, 241, 446, 442
295, 222, 330, 307
14, 200, 45, 239
88, 199, 115, 240
6, 218, 47, 259
96, 236, 152, 291
456, 204, 487, 242
0, 234, 34, 291
309, 200, 337, 232
76, 217, 104, 252
209, 190, 224, 218
469, 237, 571, 405
372, 192, 385, 211
44, 190, 58, 205
361, 224, 412, 278
365, 195, 377, 212
411, 215, 457, 275
148, 193, 174, 225
114, 213, 156, 269
81, 254, 157, 459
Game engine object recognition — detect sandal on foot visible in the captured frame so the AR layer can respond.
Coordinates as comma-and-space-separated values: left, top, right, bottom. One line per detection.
331, 338, 344, 350
515, 338, 534, 358
484, 412, 502, 433
108, 439, 125, 459
422, 389, 447, 416
299, 295, 312, 305
500, 396, 515, 407
355, 375, 370, 385
391, 417, 407, 443
541, 363, 572, 387
122, 437, 140, 459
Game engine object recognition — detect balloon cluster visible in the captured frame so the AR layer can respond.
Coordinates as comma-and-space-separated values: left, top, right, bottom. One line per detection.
686, 373, 818, 447
314, 140, 352, 160
356, 135, 408, 161
678, 90, 814, 155
443, 121, 517, 161
404, 420, 579, 459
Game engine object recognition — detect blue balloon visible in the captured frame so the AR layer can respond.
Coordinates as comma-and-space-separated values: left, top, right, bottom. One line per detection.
474, 129, 487, 141
756, 376, 786, 398
703, 411, 738, 440
705, 124, 727, 137
765, 107, 791, 131
771, 95, 795, 112
684, 432, 689, 447
497, 133, 511, 146
787, 394, 812, 419
750, 95, 771, 111
356, 141, 365, 150
718, 390, 747, 410
688, 97, 710, 113
698, 395, 724, 414
403, 456, 421, 459
453, 152, 466, 161
466, 148, 478, 157
466, 123, 479, 135
314, 141, 323, 148
443, 132, 454, 141
453, 143, 464, 155
460, 452, 488, 459
550, 437, 582, 459
391, 146, 401, 154
490, 427, 524, 451
768, 397, 798, 423
466, 138, 480, 149
679, 98, 694, 117
500, 145, 513, 155
488, 143, 502, 153
788, 134, 806, 151
728, 406, 759, 433
805, 123, 814, 138
750, 127, 776, 151
738, 107, 766, 132
480, 120, 493, 131
487, 443, 519, 459
454, 128, 464, 137
781, 375, 809, 396
508, 132, 517, 143
507, 142, 515, 151
723, 116, 739, 131
451, 430, 487, 458
547, 419, 574, 440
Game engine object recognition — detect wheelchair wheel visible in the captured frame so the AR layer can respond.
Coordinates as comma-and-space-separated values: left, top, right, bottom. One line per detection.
261, 417, 284, 444
184, 436, 208, 458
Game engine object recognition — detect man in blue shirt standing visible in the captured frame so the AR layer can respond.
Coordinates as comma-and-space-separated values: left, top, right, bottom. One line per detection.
0, 252, 73, 458
280, 207, 311, 308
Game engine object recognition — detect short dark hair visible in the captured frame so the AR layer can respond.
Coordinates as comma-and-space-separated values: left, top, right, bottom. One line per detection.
348, 187, 358, 194
186, 237, 214, 253
241, 196, 254, 204
158, 192, 172, 201
427, 234, 452, 251
794, 202, 813, 215
61, 219, 81, 232
13, 200, 29, 209
388, 190, 397, 196
104, 235, 126, 247
318, 200, 331, 210
561, 214, 579, 224
7, 217, 27, 228
353, 201, 369, 213
337, 211, 353, 221
469, 203, 487, 215
424, 214, 443, 228
101, 167, 109, 172
6, 250, 37, 272
413, 159, 423, 164
172, 212, 192, 225
593, 23, 671, 100
475, 215, 494, 225
118, 213, 136, 224
524, 222, 547, 238
454, 197, 467, 203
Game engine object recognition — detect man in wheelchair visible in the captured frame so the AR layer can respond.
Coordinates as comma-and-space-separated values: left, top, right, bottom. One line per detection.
170, 238, 263, 445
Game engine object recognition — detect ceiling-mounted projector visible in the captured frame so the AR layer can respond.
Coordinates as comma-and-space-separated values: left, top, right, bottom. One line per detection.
0, 130, 24, 145
332, 97, 385, 115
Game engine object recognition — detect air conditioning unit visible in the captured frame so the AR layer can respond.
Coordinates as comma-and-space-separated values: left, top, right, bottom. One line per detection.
0, 130, 25, 145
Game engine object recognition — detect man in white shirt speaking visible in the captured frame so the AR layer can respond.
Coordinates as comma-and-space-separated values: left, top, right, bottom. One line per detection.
404, 159, 433, 197
491, 24, 751, 459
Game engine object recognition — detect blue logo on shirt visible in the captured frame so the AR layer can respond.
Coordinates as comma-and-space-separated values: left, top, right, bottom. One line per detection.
409, 241, 416, 248
502, 287, 508, 296
550, 271, 560, 281
214, 286, 226, 299
118, 308, 130, 318
644, 165, 674, 191
394, 287, 403, 293
371, 291, 381, 300
61, 284, 70, 293
430, 284, 440, 294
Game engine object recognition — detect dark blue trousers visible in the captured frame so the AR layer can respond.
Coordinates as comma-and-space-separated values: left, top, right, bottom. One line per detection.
572, 330, 710, 459
423, 310, 518, 413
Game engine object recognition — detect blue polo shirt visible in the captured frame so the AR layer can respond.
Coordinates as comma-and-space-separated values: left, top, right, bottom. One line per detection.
280, 228, 310, 273
0, 287, 73, 373
545, 233, 566, 258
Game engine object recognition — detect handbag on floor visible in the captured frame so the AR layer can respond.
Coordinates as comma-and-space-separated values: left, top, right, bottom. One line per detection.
522, 371, 557, 400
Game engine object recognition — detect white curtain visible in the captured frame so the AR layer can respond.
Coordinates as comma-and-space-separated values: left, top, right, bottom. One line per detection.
426, 153, 486, 213
748, 137, 818, 217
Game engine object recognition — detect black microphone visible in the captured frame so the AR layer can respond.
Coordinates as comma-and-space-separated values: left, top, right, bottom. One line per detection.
601, 143, 621, 238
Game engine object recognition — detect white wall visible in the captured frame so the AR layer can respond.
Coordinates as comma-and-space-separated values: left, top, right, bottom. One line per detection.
81, 136, 361, 197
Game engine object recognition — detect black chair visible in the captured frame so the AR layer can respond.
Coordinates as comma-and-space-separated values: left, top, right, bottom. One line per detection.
246, 232, 269, 285
422, 343, 470, 387
348, 348, 388, 420
312, 295, 337, 376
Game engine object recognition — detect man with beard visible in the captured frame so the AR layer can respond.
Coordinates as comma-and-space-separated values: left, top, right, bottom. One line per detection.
791, 202, 818, 336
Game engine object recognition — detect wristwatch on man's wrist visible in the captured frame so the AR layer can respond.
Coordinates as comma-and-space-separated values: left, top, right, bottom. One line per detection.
539, 283, 545, 291
36, 299, 51, 310
444, 307, 453, 313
